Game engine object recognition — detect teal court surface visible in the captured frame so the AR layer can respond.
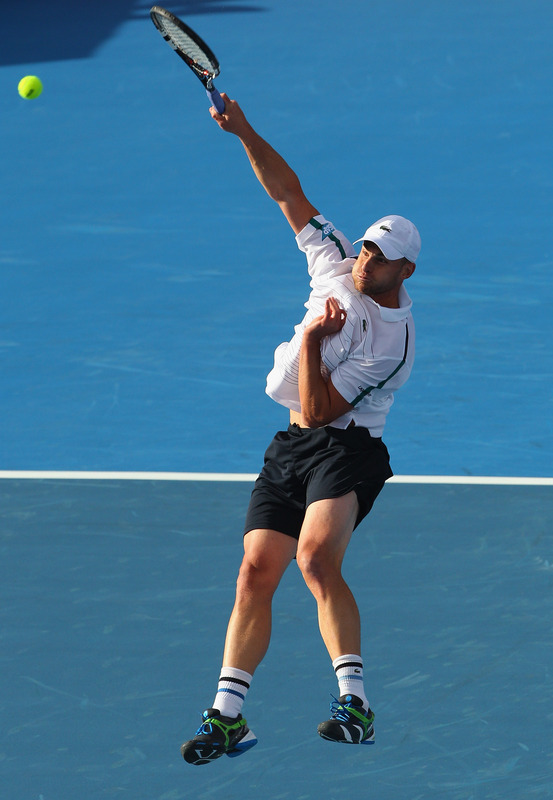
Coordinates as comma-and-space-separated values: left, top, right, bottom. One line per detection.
1, 0, 552, 798
1, 474, 552, 799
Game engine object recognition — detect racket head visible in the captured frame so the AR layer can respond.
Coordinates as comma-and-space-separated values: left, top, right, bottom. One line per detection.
150, 6, 220, 87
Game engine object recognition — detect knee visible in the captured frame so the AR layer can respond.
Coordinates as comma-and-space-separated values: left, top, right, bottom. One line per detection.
235, 553, 280, 599
296, 546, 340, 593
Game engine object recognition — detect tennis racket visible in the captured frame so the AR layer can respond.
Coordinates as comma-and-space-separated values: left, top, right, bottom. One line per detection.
150, 6, 225, 113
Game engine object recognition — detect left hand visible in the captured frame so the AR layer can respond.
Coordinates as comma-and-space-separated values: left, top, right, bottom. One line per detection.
304, 297, 347, 342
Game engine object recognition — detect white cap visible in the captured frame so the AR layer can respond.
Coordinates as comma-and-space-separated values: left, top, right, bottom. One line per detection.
353, 215, 421, 262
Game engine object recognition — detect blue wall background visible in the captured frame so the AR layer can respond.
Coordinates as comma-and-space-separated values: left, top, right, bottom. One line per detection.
1, 0, 552, 476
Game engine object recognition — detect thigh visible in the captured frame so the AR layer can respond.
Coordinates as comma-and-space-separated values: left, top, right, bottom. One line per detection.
297, 491, 359, 564
243, 429, 307, 540
304, 427, 392, 529
243, 481, 305, 540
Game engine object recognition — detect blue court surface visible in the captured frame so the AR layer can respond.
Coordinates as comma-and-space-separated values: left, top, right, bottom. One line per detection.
1, 1, 552, 799
2, 476, 553, 800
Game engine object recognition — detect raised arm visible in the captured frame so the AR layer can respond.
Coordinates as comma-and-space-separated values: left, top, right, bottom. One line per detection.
209, 95, 318, 234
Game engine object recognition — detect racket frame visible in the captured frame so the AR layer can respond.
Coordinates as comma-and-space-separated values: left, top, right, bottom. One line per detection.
150, 5, 225, 112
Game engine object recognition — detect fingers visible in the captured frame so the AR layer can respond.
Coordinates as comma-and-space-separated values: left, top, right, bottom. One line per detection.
209, 94, 245, 132
209, 92, 230, 118
308, 297, 347, 338
304, 297, 346, 343
324, 296, 347, 323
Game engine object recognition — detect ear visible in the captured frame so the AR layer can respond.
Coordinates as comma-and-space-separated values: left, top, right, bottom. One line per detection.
402, 261, 416, 280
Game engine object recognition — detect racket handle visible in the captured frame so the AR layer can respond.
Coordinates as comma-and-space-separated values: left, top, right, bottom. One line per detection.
207, 86, 225, 114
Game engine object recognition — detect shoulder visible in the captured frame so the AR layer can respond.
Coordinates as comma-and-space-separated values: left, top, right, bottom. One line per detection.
296, 216, 357, 260
297, 215, 358, 281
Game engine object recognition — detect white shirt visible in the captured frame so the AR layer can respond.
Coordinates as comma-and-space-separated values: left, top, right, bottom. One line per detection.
265, 215, 415, 437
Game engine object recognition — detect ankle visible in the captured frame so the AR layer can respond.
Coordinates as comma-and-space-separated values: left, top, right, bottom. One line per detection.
212, 667, 253, 718
332, 654, 369, 711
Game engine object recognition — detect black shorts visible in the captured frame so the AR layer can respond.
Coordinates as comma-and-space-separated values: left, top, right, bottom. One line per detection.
243, 423, 393, 540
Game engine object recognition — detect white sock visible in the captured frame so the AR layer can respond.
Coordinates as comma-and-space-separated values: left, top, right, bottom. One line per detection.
332, 654, 369, 710
212, 667, 252, 718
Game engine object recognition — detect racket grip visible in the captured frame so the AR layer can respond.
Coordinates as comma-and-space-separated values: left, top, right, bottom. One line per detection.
207, 86, 225, 114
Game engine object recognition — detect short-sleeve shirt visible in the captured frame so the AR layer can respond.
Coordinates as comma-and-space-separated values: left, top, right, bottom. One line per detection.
265, 215, 415, 437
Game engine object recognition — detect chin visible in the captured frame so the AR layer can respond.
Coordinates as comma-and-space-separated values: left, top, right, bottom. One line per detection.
354, 279, 372, 295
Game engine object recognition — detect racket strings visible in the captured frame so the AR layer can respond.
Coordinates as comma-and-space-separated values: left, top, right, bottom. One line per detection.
156, 18, 219, 76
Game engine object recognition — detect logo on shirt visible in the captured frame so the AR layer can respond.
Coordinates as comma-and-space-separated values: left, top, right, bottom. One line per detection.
321, 222, 335, 239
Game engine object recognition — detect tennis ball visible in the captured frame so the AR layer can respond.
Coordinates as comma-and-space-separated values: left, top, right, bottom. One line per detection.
18, 75, 43, 99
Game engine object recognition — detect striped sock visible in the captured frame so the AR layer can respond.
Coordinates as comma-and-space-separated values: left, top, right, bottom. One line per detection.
212, 667, 252, 718
332, 654, 369, 711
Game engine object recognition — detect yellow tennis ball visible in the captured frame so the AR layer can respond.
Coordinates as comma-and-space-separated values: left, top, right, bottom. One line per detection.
18, 75, 43, 99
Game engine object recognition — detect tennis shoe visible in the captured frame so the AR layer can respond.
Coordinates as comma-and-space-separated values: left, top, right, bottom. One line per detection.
317, 694, 375, 745
180, 708, 257, 765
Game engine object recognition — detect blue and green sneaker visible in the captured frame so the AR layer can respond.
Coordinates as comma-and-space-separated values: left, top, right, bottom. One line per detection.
317, 694, 375, 745
181, 708, 258, 765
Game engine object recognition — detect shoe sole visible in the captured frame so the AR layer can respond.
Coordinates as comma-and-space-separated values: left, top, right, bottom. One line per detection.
318, 721, 375, 745
227, 731, 258, 758
318, 731, 375, 745
181, 730, 258, 765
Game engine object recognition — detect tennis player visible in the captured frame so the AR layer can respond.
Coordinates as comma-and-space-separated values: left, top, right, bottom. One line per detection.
181, 95, 420, 764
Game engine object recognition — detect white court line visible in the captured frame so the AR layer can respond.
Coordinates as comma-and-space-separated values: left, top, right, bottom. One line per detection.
389, 475, 553, 486
0, 471, 552, 486
0, 471, 258, 482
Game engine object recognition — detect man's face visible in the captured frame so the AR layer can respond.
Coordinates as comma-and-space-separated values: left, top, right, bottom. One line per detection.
352, 241, 415, 306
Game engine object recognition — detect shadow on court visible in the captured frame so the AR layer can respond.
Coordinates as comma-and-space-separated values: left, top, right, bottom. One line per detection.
1, 478, 552, 799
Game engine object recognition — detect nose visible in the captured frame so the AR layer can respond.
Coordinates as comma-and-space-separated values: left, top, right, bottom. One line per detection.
358, 252, 374, 272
